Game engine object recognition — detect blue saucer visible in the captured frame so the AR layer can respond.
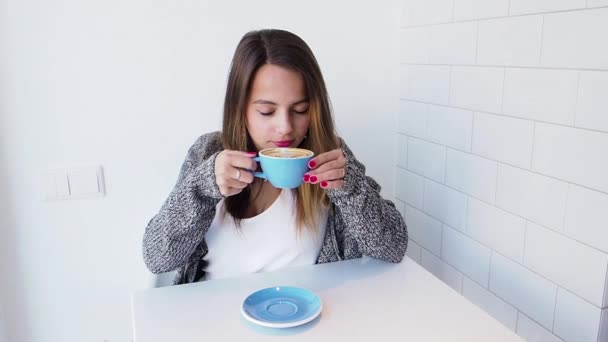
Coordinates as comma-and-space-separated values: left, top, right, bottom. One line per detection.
241, 286, 322, 328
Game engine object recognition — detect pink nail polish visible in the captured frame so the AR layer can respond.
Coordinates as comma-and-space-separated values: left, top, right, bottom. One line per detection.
320, 181, 328, 188
310, 176, 318, 183
303, 174, 310, 182
308, 160, 317, 168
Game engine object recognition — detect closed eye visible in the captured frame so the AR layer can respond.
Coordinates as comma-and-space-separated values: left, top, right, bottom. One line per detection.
257, 110, 274, 116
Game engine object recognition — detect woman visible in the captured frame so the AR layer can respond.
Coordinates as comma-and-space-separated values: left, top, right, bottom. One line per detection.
143, 29, 407, 285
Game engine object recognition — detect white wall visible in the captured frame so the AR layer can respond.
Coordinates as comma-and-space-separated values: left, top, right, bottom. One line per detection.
0, 0, 400, 341
397, 1, 608, 342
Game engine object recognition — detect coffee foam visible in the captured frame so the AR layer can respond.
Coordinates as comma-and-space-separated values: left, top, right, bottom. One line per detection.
261, 148, 313, 158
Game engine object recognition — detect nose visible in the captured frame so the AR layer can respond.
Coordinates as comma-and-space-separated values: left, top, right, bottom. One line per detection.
275, 110, 293, 135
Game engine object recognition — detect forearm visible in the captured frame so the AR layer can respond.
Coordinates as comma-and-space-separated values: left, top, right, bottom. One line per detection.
142, 135, 223, 274
327, 144, 408, 262
142, 175, 220, 274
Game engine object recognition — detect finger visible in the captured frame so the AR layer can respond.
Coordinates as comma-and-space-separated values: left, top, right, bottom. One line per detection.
231, 168, 255, 184
226, 153, 258, 171
319, 179, 344, 190
224, 177, 250, 189
308, 168, 345, 184
216, 170, 250, 188
307, 158, 346, 176
219, 186, 243, 197
308, 149, 342, 169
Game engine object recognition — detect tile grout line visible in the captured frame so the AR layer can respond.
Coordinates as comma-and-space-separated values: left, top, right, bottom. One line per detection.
539, 15, 545, 65
416, 223, 603, 313
529, 121, 536, 170
562, 185, 570, 234
574, 70, 582, 127
474, 20, 480, 64
396, 163, 608, 256
399, 97, 608, 135
451, 0, 455, 22
500, 67, 506, 115
398, 5, 608, 29
399, 62, 608, 73
394, 128, 608, 199
552, 287, 559, 332
447, 66, 453, 106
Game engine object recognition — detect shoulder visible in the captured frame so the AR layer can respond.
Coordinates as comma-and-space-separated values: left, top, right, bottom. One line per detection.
184, 131, 223, 165
189, 131, 222, 155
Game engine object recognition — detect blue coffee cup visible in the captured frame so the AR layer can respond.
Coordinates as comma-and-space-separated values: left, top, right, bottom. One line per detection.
253, 148, 315, 189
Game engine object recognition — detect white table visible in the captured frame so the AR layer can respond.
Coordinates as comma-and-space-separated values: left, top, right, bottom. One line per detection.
131, 257, 522, 341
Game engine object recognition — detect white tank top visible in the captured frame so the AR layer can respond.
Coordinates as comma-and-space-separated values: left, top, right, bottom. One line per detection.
203, 189, 328, 281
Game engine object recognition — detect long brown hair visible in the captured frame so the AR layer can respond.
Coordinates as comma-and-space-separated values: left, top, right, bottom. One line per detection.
221, 29, 339, 231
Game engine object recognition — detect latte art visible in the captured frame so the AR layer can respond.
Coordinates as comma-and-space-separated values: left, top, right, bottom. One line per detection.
261, 148, 313, 159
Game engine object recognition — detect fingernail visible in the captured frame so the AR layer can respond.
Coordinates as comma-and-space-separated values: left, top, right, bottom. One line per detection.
310, 176, 318, 183
303, 174, 310, 182
320, 181, 328, 188
308, 160, 317, 168
246, 151, 257, 156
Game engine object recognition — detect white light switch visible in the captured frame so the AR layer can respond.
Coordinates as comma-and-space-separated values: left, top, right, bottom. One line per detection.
42, 170, 70, 200
67, 166, 105, 198
42, 165, 105, 201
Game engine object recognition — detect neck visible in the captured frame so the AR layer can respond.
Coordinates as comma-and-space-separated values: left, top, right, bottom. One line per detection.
244, 179, 282, 218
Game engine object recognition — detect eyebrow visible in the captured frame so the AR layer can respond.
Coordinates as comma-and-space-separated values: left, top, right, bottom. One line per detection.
252, 99, 309, 105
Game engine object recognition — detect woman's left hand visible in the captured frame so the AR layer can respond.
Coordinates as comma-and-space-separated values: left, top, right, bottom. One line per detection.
304, 148, 347, 190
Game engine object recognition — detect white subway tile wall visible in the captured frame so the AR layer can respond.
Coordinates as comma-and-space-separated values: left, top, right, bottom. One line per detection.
420, 248, 465, 293
496, 164, 568, 232
524, 222, 608, 307
462, 277, 518, 331
533, 123, 608, 193
472, 112, 534, 168
476, 16, 543, 67
490, 253, 557, 329
502, 68, 579, 125
576, 71, 608, 133
427, 22, 477, 64
509, 0, 586, 15
554, 289, 603, 342
405, 205, 443, 256
399, 2, 608, 340
450, 66, 504, 113
466, 197, 526, 262
441, 225, 491, 287
423, 180, 468, 231
453, 0, 509, 21
516, 313, 565, 342
588, 0, 608, 7
405, 239, 423, 263
541, 9, 608, 70
407, 137, 446, 182
564, 185, 608, 255
401, 65, 451, 105
398, 100, 428, 138
427, 105, 473, 151
445, 149, 497, 203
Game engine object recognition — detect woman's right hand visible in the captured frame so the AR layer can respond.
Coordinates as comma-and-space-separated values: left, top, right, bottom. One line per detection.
214, 150, 258, 197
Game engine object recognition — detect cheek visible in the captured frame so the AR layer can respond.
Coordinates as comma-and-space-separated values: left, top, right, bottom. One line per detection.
297, 116, 311, 133
245, 112, 266, 138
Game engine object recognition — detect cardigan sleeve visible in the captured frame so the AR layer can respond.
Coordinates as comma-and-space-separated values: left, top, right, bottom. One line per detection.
142, 132, 224, 274
325, 140, 408, 263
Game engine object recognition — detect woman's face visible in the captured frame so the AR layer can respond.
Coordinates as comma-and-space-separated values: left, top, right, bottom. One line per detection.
245, 64, 311, 151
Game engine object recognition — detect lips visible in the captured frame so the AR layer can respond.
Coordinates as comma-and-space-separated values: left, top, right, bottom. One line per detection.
273, 140, 294, 148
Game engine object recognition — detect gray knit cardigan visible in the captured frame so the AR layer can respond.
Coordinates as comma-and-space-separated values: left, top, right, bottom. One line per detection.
142, 131, 408, 285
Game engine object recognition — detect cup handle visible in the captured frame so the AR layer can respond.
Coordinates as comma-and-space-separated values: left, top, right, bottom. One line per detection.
252, 157, 266, 179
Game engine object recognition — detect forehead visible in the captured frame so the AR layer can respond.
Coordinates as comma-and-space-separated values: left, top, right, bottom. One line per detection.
249, 64, 306, 101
